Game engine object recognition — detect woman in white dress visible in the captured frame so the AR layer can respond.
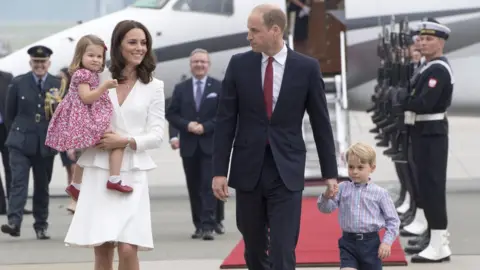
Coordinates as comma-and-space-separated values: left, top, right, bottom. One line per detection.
64, 20, 165, 270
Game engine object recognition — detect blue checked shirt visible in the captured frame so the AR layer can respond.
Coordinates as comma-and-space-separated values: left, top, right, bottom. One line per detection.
317, 181, 401, 245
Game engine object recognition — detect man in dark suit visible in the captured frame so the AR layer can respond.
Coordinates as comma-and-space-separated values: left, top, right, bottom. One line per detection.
168, 123, 226, 232
166, 48, 225, 241
0, 45, 61, 240
0, 70, 13, 215
212, 4, 339, 270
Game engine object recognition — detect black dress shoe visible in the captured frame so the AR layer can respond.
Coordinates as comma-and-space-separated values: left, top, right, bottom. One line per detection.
411, 254, 451, 263
404, 238, 429, 254
214, 223, 225, 235
408, 231, 429, 246
1, 223, 20, 237
24, 209, 32, 215
35, 229, 50, 240
191, 229, 203, 239
202, 230, 214, 241
400, 215, 415, 229
400, 211, 415, 225
400, 228, 421, 237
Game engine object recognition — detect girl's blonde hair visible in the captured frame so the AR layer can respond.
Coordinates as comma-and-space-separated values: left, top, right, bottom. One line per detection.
68, 34, 107, 75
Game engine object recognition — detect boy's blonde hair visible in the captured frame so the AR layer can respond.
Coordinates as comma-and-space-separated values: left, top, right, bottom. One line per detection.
68, 34, 107, 75
345, 142, 376, 166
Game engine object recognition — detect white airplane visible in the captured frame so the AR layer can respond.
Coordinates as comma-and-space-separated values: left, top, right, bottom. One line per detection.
0, 0, 479, 180
0, 0, 266, 99
0, 0, 478, 99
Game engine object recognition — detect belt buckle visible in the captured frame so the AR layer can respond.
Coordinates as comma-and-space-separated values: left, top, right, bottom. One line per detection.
356, 233, 364, 240
35, 114, 41, 123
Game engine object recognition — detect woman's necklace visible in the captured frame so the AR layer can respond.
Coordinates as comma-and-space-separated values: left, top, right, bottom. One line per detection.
123, 77, 136, 90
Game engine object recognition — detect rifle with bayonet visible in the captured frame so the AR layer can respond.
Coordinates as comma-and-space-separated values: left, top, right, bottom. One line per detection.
387, 18, 412, 163
371, 15, 398, 148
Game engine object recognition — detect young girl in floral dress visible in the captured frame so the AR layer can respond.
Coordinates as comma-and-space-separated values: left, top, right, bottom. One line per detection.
46, 34, 133, 201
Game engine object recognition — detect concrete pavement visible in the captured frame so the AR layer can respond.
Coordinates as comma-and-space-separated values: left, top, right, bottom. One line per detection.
0, 191, 479, 269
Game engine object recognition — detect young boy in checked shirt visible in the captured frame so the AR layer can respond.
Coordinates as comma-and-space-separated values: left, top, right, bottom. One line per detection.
318, 142, 400, 270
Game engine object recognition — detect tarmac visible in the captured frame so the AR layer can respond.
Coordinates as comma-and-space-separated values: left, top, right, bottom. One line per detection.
0, 111, 479, 269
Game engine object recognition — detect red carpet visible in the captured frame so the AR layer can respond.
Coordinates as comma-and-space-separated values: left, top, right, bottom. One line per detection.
220, 197, 407, 268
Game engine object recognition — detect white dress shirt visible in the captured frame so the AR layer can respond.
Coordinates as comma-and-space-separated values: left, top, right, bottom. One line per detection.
261, 43, 288, 111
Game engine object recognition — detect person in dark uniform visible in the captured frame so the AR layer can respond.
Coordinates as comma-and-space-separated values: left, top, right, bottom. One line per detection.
287, 0, 311, 55
0, 70, 13, 215
402, 18, 453, 263
166, 48, 224, 241
0, 45, 62, 240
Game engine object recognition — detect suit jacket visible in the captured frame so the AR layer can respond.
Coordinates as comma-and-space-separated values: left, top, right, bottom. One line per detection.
213, 49, 338, 192
5, 72, 61, 157
0, 71, 13, 145
166, 76, 221, 157
0, 71, 13, 119
169, 123, 179, 140
78, 78, 165, 171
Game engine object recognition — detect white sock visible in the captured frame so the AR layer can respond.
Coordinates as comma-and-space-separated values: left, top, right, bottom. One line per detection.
72, 183, 81, 190
109, 175, 121, 183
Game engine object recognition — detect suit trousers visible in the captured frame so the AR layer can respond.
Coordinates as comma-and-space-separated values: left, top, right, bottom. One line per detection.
236, 145, 302, 270
411, 134, 448, 230
182, 147, 217, 231
0, 124, 12, 213
7, 147, 54, 230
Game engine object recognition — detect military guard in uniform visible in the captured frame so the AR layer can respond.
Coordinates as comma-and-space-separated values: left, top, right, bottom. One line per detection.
0, 45, 62, 240
402, 18, 453, 263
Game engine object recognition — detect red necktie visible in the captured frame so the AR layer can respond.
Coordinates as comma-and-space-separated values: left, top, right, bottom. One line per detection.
264, 57, 273, 119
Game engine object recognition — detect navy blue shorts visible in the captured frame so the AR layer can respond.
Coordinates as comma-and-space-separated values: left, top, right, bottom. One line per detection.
339, 232, 382, 270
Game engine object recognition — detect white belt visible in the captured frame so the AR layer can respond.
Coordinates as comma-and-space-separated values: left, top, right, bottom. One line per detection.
404, 111, 446, 125
415, 113, 446, 121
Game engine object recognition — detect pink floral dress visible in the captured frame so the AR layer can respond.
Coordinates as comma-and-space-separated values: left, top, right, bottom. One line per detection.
45, 68, 113, 152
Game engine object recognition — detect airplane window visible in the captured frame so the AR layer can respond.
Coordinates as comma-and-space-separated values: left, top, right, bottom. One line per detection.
173, 0, 233, 16
132, 0, 170, 9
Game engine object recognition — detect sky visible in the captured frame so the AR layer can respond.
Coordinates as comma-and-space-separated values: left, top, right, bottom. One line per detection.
0, 0, 135, 22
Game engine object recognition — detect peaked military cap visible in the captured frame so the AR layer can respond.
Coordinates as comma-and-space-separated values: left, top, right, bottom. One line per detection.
27, 45, 53, 60
419, 18, 451, 40
410, 26, 420, 43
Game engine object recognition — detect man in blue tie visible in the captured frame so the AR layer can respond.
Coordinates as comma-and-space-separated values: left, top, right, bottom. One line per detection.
166, 48, 224, 240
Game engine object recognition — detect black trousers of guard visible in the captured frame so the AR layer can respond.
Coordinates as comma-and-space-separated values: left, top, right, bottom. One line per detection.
404, 138, 423, 209
236, 145, 302, 270
393, 132, 423, 210
411, 134, 448, 230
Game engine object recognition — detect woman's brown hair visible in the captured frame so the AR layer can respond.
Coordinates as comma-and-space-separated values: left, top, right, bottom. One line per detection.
68, 35, 107, 75
109, 20, 156, 84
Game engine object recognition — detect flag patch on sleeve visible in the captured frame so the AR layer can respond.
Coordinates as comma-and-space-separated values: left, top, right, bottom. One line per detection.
428, 78, 437, 88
